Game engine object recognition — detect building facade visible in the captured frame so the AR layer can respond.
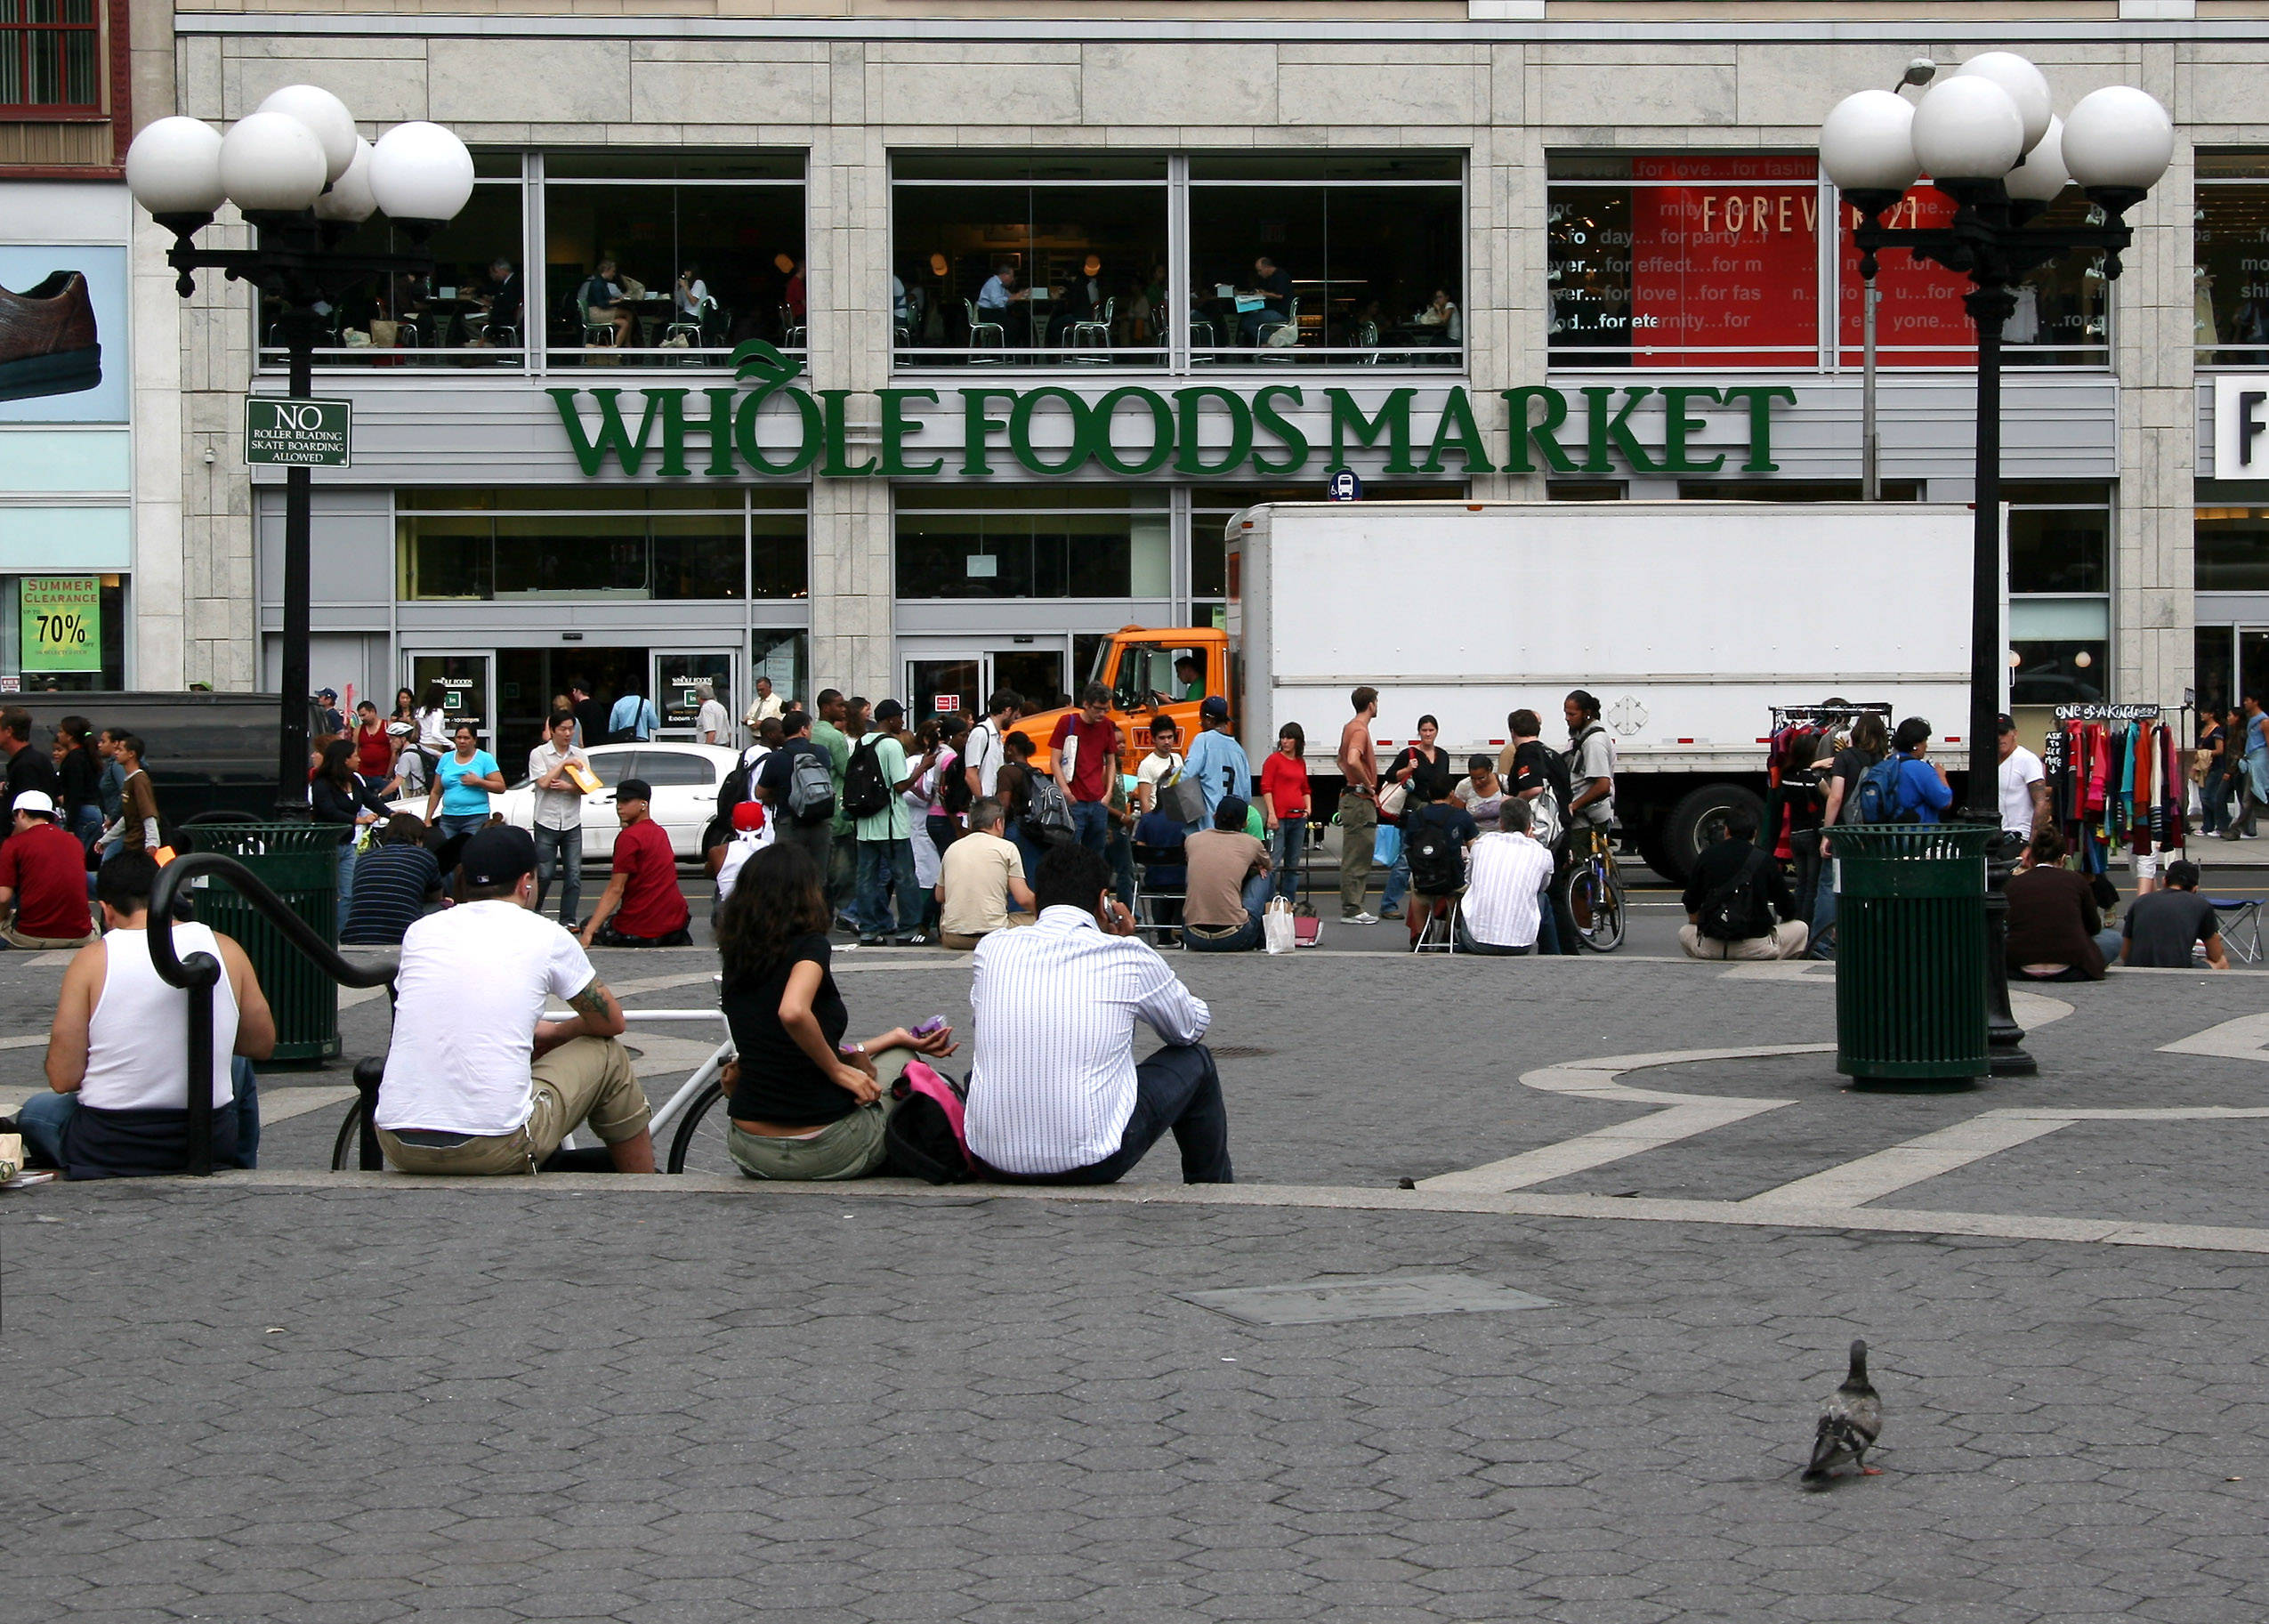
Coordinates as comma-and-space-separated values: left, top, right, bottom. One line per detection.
134, 3, 2269, 760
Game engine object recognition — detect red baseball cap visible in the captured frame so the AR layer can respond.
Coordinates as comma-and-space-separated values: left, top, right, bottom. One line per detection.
732, 801, 766, 832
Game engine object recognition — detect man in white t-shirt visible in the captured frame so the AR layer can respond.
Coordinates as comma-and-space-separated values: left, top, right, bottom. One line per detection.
1997, 714, 2049, 841
963, 689, 1020, 800
694, 683, 731, 747
1457, 799, 1558, 954
1134, 714, 1187, 814
375, 825, 652, 1175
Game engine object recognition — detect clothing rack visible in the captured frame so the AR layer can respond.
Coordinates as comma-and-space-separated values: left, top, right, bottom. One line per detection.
2043, 702, 2187, 875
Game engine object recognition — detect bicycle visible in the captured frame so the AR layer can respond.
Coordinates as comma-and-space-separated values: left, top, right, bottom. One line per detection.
1556, 825, 1627, 952
329, 1008, 747, 1176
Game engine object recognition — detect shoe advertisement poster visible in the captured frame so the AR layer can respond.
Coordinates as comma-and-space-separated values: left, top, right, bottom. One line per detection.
0, 245, 127, 422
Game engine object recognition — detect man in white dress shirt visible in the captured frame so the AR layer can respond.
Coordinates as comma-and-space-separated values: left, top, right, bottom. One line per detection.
1457, 798, 1558, 954
964, 844, 1232, 1184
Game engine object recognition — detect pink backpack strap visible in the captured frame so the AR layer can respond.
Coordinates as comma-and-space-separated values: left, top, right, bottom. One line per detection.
900, 1060, 968, 1144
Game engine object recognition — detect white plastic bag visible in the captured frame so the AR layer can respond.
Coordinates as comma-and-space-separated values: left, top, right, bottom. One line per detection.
1263, 897, 1296, 955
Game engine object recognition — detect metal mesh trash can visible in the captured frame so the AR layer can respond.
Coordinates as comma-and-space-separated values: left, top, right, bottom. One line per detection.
185, 821, 342, 1064
1823, 824, 1996, 1083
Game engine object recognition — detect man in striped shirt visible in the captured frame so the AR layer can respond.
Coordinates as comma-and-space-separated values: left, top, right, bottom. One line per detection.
965, 844, 1231, 1184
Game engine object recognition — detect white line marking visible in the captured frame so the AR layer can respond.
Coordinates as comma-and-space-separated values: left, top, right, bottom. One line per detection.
260, 1086, 356, 1124
0, 1034, 46, 1051
2157, 1011, 2269, 1062
1744, 1114, 2075, 1209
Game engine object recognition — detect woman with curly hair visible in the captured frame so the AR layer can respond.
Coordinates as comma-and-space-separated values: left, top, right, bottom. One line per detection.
714, 844, 957, 1180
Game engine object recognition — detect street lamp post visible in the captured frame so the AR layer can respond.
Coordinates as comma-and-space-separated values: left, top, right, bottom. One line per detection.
125, 90, 473, 817
1821, 55, 2174, 1075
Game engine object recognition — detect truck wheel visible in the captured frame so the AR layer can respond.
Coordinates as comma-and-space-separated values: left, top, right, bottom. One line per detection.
1663, 784, 1765, 882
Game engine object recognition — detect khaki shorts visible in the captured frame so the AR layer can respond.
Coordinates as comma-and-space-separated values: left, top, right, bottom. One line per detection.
379, 1036, 649, 1176
4, 925, 98, 949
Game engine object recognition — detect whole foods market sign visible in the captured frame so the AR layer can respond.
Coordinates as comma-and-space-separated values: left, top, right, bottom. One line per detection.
548, 343, 1793, 482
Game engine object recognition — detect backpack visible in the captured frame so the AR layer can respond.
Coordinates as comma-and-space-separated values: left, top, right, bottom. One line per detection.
937, 749, 973, 819
883, 1061, 975, 1184
841, 736, 892, 820
1021, 771, 1077, 846
1698, 847, 1774, 941
1851, 755, 1912, 825
786, 747, 836, 826
1407, 810, 1467, 894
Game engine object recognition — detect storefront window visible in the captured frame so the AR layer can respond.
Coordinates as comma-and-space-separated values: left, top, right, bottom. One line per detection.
262, 152, 526, 369
1549, 154, 1819, 368
2008, 483, 2112, 706
895, 489, 1169, 599
1, 573, 125, 690
1190, 154, 1462, 367
1, 0, 101, 111
2197, 503, 2269, 591
2195, 156, 2269, 367
395, 488, 803, 602
892, 155, 1168, 366
543, 152, 804, 366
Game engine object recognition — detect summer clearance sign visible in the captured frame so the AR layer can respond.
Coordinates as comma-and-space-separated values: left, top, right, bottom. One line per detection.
547, 343, 1796, 481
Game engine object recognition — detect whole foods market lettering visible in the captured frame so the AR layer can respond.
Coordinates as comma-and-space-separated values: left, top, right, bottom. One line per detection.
546, 343, 1793, 482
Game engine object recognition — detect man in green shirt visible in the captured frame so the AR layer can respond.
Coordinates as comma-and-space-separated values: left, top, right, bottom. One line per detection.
853, 698, 926, 945
809, 687, 857, 921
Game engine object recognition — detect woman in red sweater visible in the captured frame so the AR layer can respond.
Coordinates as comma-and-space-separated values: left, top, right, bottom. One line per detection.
1259, 723, 1310, 904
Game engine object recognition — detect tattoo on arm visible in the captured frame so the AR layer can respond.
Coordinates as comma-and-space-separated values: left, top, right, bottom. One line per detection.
569, 978, 615, 1024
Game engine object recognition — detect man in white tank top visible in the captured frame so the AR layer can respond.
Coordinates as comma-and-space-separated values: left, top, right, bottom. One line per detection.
19, 850, 274, 1178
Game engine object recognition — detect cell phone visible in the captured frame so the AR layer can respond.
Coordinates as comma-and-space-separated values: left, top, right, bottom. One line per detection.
911, 1015, 949, 1038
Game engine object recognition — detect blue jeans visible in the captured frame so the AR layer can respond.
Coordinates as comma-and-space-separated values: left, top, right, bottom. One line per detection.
1381, 842, 1412, 914
1810, 881, 1837, 959
335, 839, 357, 920
1184, 872, 1273, 952
1070, 799, 1110, 855
1533, 876, 1562, 956
18, 1056, 261, 1172
436, 812, 488, 839
1005, 1042, 1231, 1184
1008, 823, 1047, 891
534, 821, 583, 925
857, 837, 919, 937
1107, 827, 1137, 906
1270, 819, 1306, 903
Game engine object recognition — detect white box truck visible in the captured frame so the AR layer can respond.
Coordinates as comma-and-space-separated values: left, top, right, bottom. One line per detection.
1224, 499, 1992, 879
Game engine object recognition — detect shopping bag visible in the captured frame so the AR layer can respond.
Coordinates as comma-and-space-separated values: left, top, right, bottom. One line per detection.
1263, 897, 1296, 955
1372, 824, 1403, 869
1293, 914, 1322, 948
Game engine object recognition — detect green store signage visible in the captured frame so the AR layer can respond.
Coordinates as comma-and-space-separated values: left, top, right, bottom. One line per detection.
547, 342, 1796, 482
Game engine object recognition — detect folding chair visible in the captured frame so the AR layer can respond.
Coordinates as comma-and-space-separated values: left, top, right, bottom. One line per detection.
2208, 896, 2262, 964
1132, 839, 1186, 947
1410, 893, 1460, 954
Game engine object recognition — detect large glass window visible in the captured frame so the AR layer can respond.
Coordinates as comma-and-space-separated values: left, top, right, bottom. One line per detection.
1, 0, 100, 112
395, 488, 804, 602
1190, 154, 1462, 367
892, 155, 1168, 366
2197, 503, 2269, 592
543, 152, 803, 366
895, 489, 1169, 599
2008, 483, 2112, 707
2195, 155, 2269, 367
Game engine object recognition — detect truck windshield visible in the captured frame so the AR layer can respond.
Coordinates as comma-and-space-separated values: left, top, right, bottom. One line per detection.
1112, 644, 1200, 709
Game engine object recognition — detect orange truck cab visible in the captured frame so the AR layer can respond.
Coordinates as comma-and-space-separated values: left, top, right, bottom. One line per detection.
1008, 626, 1232, 774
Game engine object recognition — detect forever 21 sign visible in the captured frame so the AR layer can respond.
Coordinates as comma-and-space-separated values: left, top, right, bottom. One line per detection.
547, 342, 1796, 482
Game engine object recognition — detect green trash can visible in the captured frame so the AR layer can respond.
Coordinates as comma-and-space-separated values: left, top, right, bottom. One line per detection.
187, 821, 343, 1065
1824, 823, 1996, 1083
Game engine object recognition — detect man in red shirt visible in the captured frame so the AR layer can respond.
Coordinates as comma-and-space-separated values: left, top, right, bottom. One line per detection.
0, 791, 98, 949
580, 779, 692, 948
1049, 682, 1121, 855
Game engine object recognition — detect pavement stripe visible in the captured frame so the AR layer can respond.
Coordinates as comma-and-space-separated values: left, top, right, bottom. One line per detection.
1742, 1113, 2075, 1209
2157, 1011, 2269, 1062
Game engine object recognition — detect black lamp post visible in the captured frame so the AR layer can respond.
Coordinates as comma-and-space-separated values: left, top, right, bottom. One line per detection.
1821, 60, 2174, 1075
125, 93, 472, 816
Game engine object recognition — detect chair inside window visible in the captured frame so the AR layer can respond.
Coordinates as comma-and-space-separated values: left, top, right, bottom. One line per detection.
569, 286, 616, 348
1358, 318, 1384, 365
778, 303, 807, 349
1189, 313, 1217, 362
1256, 295, 1301, 358
965, 298, 1005, 360
1070, 295, 1116, 361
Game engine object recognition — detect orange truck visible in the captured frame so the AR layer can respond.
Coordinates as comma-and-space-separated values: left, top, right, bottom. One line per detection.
1007, 626, 1231, 774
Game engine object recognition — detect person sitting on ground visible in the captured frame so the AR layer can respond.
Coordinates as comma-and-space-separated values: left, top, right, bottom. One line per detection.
712, 800, 774, 910
1180, 794, 1272, 952
0, 791, 97, 949
342, 812, 444, 946
1457, 799, 1557, 956
714, 844, 959, 1182
18, 851, 270, 1177
2121, 858, 2228, 969
937, 796, 1035, 950
965, 844, 1230, 1184
375, 826, 652, 1174
580, 778, 693, 949
1402, 774, 1480, 948
2005, 826, 2121, 982
1679, 806, 1809, 960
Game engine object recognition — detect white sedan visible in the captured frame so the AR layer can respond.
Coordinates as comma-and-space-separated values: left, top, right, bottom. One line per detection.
397, 742, 737, 860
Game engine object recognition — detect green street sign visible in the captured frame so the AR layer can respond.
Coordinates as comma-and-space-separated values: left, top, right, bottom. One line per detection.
246, 396, 352, 467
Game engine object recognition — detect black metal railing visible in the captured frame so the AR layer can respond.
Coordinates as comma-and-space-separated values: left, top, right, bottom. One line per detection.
147, 852, 397, 1176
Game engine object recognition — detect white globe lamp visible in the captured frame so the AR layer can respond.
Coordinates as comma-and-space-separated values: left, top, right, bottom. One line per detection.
2004, 115, 2071, 205
125, 116, 227, 217
312, 137, 378, 223
1910, 76, 2026, 182
1952, 53, 2053, 156
2062, 85, 2176, 195
256, 85, 359, 183
218, 110, 328, 214
368, 121, 475, 224
1819, 89, 1920, 196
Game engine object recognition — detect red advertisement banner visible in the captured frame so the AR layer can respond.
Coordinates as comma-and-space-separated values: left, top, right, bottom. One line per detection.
1629, 156, 1819, 367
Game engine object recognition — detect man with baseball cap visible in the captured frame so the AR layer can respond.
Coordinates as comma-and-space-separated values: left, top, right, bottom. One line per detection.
375, 824, 652, 1175
1179, 694, 1253, 834
0, 789, 97, 948
581, 777, 692, 948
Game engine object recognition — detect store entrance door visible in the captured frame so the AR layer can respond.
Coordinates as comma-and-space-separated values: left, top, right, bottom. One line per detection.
405, 651, 494, 747
654, 650, 738, 742
905, 645, 1069, 727
493, 647, 648, 777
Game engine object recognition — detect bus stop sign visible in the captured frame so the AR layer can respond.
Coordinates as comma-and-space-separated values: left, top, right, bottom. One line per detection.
1328, 469, 1363, 501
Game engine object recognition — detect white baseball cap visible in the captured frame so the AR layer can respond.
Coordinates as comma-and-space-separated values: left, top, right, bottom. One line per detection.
12, 790, 56, 818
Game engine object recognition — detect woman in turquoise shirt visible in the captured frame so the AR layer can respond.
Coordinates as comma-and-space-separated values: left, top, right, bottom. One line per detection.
424, 722, 505, 838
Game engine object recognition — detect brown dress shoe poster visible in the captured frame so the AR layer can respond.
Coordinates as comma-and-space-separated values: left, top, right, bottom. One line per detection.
0, 246, 125, 421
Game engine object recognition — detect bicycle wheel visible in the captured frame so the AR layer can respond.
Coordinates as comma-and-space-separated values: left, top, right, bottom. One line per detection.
1562, 859, 1627, 952
330, 1096, 368, 1171
666, 1079, 739, 1176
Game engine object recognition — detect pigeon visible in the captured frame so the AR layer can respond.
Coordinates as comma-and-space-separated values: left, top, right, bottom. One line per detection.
1802, 1339, 1883, 1485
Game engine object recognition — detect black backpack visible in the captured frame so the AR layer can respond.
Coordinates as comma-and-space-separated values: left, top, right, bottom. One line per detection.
883, 1068, 975, 1184
841, 736, 892, 820
1407, 810, 1466, 894
1698, 847, 1774, 941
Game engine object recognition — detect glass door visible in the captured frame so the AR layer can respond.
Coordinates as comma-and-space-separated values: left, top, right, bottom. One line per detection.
654, 650, 737, 742
405, 651, 495, 747
903, 646, 1072, 725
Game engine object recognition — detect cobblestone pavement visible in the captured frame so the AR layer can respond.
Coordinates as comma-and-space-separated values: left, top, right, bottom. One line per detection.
4, 941, 2269, 1620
